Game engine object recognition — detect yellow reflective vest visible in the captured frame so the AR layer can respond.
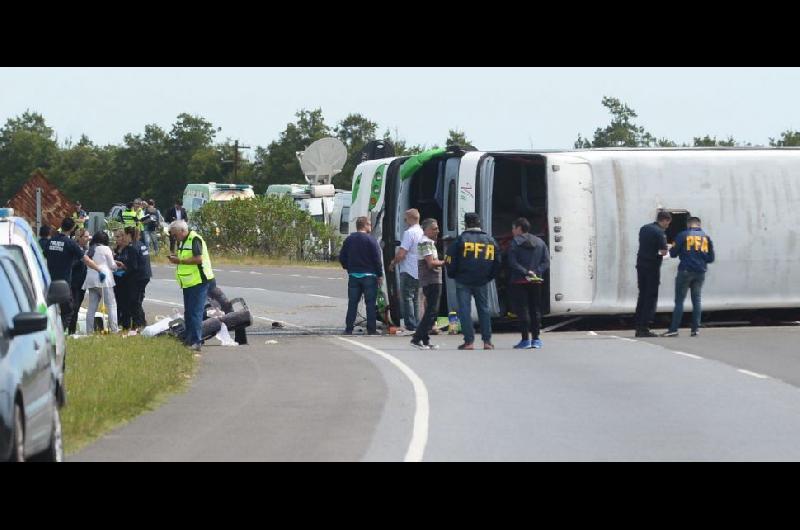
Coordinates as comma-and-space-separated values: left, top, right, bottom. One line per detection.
176, 231, 215, 288
122, 209, 137, 228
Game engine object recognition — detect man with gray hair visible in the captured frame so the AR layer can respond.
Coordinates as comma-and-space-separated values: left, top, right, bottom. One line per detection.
168, 220, 215, 351
410, 218, 445, 350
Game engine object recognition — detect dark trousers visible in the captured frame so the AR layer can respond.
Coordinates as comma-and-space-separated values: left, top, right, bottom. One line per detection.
117, 278, 133, 329
412, 284, 442, 345
510, 282, 542, 341
131, 278, 150, 328
68, 285, 86, 335
634, 264, 661, 329
59, 299, 73, 333
346, 275, 377, 333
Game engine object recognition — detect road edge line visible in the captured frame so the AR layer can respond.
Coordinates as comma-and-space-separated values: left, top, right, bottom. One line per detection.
336, 337, 429, 463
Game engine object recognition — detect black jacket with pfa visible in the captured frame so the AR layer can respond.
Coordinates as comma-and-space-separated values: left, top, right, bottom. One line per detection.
445, 228, 501, 286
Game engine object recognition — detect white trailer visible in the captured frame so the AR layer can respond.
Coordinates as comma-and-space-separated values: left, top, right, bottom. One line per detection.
348, 147, 800, 325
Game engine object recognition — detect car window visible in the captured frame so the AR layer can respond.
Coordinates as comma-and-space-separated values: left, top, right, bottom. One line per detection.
0, 244, 35, 295
0, 263, 21, 328
0, 259, 34, 313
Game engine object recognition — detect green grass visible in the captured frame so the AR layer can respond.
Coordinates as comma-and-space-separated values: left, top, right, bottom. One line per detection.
61, 335, 198, 455
149, 251, 340, 269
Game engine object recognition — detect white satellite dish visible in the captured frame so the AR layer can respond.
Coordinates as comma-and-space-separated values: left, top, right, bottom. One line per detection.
297, 137, 348, 185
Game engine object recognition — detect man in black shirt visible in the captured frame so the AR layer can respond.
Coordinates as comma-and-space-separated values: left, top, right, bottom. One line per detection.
133, 230, 153, 328
634, 211, 672, 337
45, 217, 104, 331
339, 216, 383, 335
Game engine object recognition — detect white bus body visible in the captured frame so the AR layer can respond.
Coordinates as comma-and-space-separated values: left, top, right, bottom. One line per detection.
348, 148, 800, 324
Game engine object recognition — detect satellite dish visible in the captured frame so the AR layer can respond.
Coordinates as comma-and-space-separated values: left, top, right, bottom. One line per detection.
297, 137, 348, 185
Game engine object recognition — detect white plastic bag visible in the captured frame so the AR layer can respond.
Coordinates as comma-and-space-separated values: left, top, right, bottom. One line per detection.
215, 322, 238, 346
142, 316, 173, 337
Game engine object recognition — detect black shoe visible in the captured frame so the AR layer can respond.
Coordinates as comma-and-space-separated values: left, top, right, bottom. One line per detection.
635, 329, 658, 338
367, 330, 379, 336
343, 329, 353, 335
661, 330, 679, 337
410, 339, 429, 350
691, 329, 699, 337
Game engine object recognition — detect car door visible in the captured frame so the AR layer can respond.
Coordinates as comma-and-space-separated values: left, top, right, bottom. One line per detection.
0, 259, 51, 453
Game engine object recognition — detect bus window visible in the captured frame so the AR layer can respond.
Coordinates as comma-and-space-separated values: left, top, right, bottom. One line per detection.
661, 209, 690, 244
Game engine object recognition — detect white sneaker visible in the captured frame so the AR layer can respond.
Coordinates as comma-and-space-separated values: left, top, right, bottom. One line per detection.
425, 343, 440, 350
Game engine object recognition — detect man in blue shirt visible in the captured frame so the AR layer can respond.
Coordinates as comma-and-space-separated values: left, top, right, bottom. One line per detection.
634, 211, 672, 337
662, 217, 715, 337
339, 216, 383, 335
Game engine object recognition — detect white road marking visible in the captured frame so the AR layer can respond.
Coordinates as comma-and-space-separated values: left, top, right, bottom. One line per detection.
611, 336, 638, 343
587, 331, 597, 336
229, 270, 241, 273
254, 315, 312, 332
337, 337, 429, 463
327, 277, 344, 280
249, 271, 263, 275
673, 351, 702, 360
308, 294, 331, 299
738, 369, 769, 379
306, 276, 320, 279
145, 297, 183, 308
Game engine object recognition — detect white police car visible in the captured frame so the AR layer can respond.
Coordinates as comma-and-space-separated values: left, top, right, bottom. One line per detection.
0, 209, 69, 407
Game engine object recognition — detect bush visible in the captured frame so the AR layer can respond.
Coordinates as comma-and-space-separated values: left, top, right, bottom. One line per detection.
192, 195, 342, 260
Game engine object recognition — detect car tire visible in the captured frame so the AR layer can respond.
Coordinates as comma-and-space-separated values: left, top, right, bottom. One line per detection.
39, 406, 63, 462
9, 403, 24, 462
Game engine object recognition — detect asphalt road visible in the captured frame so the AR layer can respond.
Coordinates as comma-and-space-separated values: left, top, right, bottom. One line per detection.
70, 263, 800, 461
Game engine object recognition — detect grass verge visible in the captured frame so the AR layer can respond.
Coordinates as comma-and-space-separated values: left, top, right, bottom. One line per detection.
61, 335, 198, 455
149, 251, 340, 269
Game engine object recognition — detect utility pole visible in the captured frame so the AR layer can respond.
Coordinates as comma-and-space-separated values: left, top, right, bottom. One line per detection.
233, 140, 251, 182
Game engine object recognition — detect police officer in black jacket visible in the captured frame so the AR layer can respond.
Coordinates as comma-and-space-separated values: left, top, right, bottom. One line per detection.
634, 211, 672, 337
445, 212, 501, 350
115, 227, 143, 330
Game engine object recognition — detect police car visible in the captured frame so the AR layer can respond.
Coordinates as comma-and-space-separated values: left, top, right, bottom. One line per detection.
0, 208, 70, 408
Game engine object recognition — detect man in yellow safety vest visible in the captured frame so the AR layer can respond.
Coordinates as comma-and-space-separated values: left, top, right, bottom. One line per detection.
168, 219, 215, 351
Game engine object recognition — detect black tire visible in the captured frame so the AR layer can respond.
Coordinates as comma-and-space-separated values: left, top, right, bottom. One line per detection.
36, 406, 63, 462
8, 403, 24, 462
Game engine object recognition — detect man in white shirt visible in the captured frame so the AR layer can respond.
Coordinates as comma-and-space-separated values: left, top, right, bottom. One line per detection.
388, 208, 423, 331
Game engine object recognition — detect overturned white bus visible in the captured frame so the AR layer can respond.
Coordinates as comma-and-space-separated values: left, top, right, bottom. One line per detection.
348, 147, 800, 326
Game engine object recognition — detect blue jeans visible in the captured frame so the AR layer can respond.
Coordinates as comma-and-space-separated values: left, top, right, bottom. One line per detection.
456, 283, 492, 344
669, 270, 705, 332
183, 281, 210, 346
346, 275, 378, 333
144, 230, 159, 253
400, 272, 420, 330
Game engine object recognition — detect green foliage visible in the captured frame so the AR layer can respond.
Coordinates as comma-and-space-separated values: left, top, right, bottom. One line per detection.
192, 195, 342, 260
334, 113, 378, 190
576, 96, 662, 148
0, 110, 60, 200
769, 130, 800, 146
446, 128, 475, 149
253, 109, 332, 192
693, 135, 740, 147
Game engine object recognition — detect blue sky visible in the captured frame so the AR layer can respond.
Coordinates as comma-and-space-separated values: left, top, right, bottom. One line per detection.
2, 67, 799, 153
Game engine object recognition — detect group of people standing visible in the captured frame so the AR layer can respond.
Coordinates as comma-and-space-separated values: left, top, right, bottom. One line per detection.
39, 210, 153, 335
340, 209, 551, 350
634, 212, 715, 338
341, 207, 715, 346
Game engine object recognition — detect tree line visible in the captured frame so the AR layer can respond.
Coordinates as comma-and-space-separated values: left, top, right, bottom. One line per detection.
1, 97, 798, 213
